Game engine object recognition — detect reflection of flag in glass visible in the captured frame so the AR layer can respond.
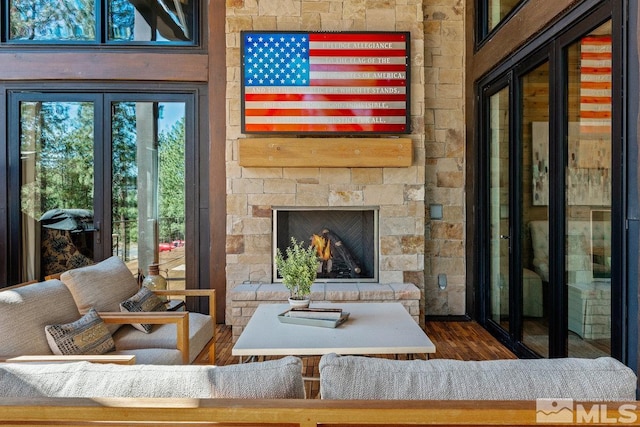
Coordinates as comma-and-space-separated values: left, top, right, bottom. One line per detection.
242, 32, 409, 133
578, 35, 611, 170
580, 35, 611, 135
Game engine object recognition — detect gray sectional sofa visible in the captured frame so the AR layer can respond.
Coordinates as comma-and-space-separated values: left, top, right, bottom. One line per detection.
0, 356, 305, 399
319, 353, 637, 400
0, 353, 635, 401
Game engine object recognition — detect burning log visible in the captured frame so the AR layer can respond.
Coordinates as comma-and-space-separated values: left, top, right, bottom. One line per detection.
311, 233, 332, 275
311, 234, 331, 261
321, 228, 362, 278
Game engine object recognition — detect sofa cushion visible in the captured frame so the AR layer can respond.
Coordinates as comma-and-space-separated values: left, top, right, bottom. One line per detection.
60, 256, 139, 334
120, 287, 167, 333
44, 308, 116, 355
0, 356, 305, 399
319, 353, 637, 400
112, 312, 213, 363
0, 280, 81, 357
45, 308, 116, 355
110, 348, 183, 365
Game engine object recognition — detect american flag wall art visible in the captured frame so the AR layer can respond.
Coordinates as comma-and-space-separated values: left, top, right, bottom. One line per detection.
241, 31, 410, 134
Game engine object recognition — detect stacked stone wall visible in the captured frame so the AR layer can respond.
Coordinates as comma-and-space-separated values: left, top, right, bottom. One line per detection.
225, 0, 466, 322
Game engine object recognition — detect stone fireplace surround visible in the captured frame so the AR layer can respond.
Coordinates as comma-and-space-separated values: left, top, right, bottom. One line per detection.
227, 140, 426, 340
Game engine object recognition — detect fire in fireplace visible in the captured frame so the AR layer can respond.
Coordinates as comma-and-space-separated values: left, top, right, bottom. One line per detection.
273, 207, 378, 282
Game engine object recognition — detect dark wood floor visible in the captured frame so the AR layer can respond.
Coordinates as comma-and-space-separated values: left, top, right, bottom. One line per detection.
212, 320, 517, 398
214, 320, 516, 365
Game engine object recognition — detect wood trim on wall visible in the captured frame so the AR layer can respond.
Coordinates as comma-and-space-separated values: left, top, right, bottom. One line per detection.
239, 138, 413, 168
469, 0, 579, 80
0, 52, 208, 82
208, 0, 227, 323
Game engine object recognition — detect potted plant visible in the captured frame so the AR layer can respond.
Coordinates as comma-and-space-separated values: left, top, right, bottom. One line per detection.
275, 237, 318, 307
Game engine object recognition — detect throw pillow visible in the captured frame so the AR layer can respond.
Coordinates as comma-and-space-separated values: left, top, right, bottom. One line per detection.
45, 308, 116, 355
59, 256, 140, 335
60, 257, 139, 313
119, 286, 167, 333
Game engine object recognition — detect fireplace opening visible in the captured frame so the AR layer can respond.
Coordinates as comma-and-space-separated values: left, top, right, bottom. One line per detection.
273, 207, 378, 283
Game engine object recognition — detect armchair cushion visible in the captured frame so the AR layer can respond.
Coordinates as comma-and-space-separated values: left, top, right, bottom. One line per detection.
45, 308, 116, 356
119, 287, 166, 333
0, 279, 81, 357
110, 348, 183, 364
60, 256, 139, 334
112, 312, 213, 364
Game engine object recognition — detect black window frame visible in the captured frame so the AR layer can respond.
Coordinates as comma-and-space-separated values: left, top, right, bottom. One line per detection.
1, 0, 201, 46
0, 83, 210, 308
475, 0, 526, 48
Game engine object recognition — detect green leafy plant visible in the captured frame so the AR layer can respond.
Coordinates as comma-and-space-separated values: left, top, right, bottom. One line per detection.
275, 237, 318, 299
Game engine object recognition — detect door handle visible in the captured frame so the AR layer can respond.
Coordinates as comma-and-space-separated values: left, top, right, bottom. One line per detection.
500, 235, 510, 240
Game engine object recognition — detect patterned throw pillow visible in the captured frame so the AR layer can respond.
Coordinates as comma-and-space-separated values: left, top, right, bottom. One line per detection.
119, 286, 167, 333
45, 308, 116, 355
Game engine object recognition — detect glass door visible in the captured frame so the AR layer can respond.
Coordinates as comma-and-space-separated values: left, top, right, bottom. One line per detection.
10, 93, 189, 286
521, 61, 550, 357
110, 100, 187, 289
16, 97, 100, 280
487, 85, 511, 330
479, 12, 617, 359
563, 22, 612, 357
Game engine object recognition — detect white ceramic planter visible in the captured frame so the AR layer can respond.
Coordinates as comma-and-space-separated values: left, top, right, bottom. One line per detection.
288, 297, 310, 308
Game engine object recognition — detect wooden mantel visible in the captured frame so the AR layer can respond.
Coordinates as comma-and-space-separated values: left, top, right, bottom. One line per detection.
238, 137, 413, 168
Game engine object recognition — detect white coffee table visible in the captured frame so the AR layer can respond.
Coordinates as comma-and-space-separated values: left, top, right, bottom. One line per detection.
232, 302, 436, 361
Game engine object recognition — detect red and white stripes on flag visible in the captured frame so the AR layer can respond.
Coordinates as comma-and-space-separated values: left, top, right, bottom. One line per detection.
580, 35, 612, 136
242, 32, 410, 133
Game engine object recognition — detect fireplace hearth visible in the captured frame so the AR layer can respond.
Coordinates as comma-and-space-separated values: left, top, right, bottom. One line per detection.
273, 207, 378, 283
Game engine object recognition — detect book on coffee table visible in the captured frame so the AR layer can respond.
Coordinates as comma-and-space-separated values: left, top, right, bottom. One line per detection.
278, 308, 350, 328
287, 308, 343, 319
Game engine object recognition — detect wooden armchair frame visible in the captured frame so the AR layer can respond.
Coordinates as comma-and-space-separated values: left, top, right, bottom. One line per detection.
101, 311, 191, 364
5, 354, 137, 364
0, 310, 190, 365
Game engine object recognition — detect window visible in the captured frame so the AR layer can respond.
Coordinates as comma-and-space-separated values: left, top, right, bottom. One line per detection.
487, 84, 510, 329
19, 100, 96, 279
7, 0, 197, 44
521, 60, 550, 357
5, 90, 205, 293
564, 23, 612, 356
111, 101, 187, 285
477, 0, 523, 40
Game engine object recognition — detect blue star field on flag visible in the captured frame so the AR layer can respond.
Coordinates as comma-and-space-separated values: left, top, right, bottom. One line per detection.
244, 33, 310, 87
